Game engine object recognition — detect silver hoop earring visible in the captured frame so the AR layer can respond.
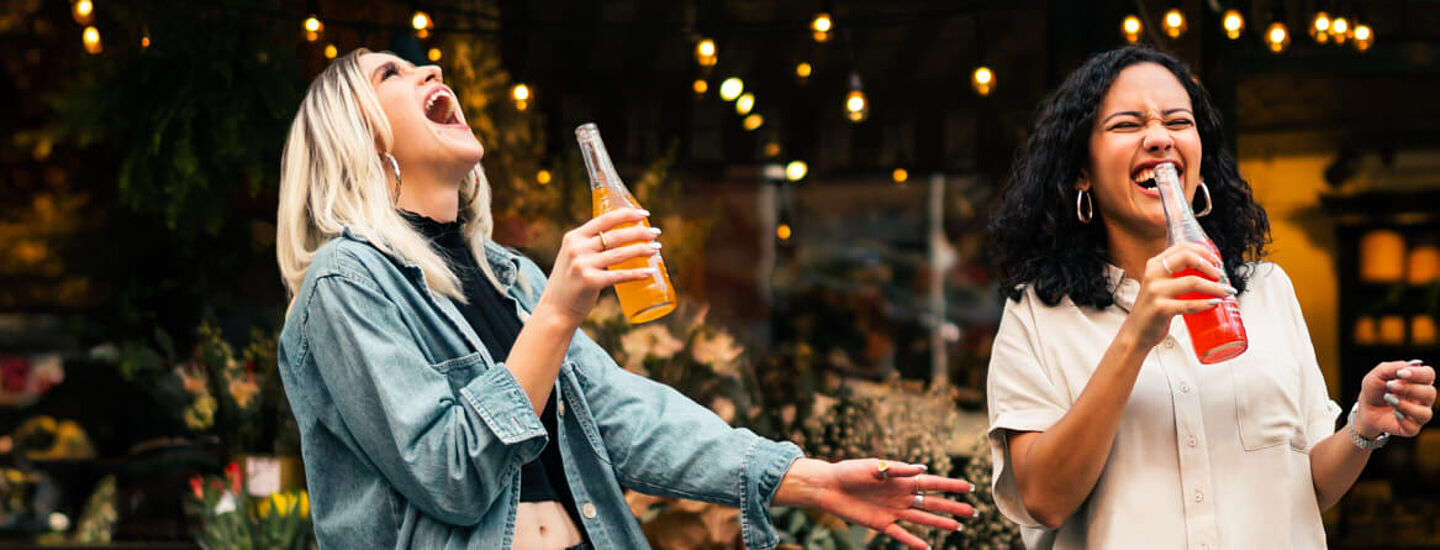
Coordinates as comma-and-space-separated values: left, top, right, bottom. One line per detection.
381, 152, 402, 200
1076, 189, 1094, 223
1195, 181, 1212, 217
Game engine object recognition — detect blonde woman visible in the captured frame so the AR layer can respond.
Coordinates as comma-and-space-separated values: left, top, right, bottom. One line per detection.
274, 48, 976, 550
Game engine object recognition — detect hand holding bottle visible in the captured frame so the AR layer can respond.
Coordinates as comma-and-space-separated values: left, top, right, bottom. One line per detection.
1121, 242, 1234, 349
535, 208, 662, 327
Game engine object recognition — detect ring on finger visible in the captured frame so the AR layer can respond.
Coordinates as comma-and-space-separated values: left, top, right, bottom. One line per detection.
1160, 255, 1175, 275
597, 232, 609, 250
876, 460, 889, 480
913, 477, 922, 495
911, 493, 925, 509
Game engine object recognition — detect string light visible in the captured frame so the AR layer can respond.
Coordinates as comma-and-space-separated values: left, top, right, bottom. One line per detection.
1266, 21, 1290, 53
1162, 8, 1187, 39
892, 168, 909, 183
1330, 16, 1350, 44
776, 223, 792, 241
811, 13, 832, 43
692, 79, 708, 96
412, 11, 432, 38
304, 15, 323, 42
511, 83, 531, 111
1222, 10, 1244, 40
82, 26, 102, 54
795, 62, 812, 80
427, 47, 442, 62
736, 93, 755, 115
1353, 23, 1373, 51
1122, 15, 1143, 43
763, 142, 782, 158
719, 77, 744, 101
141, 26, 150, 49
971, 66, 994, 96
696, 38, 717, 67
1311, 12, 1331, 44
743, 113, 764, 131
536, 169, 552, 185
73, 0, 94, 25
844, 73, 868, 123
785, 160, 808, 181
324, 44, 338, 59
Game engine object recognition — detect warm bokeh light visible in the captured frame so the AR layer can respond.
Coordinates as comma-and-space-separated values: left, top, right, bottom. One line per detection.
812, 13, 832, 42
796, 62, 812, 79
512, 83, 531, 111
1266, 22, 1290, 53
1222, 10, 1244, 40
719, 77, 744, 101
736, 93, 755, 115
1331, 16, 1351, 44
1354, 24, 1373, 51
785, 160, 808, 181
1311, 11, 1332, 44
427, 48, 442, 62
1122, 15, 1143, 43
763, 142, 782, 157
141, 27, 151, 49
892, 168, 909, 183
305, 16, 322, 33
82, 26, 101, 54
1162, 8, 1186, 39
324, 44, 338, 59
73, 0, 94, 25
696, 38, 717, 67
776, 223, 792, 241
412, 11, 431, 30
845, 89, 868, 122
972, 66, 994, 96
536, 169, 552, 185
743, 114, 764, 131
692, 79, 708, 95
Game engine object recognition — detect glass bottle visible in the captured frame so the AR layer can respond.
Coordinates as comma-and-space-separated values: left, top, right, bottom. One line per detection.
1155, 162, 1248, 363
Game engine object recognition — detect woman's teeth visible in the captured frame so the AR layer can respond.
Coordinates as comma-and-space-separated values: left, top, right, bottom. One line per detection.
1133, 167, 1156, 187
423, 90, 455, 124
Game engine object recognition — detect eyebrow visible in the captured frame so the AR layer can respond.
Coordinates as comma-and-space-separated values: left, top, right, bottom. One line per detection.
369, 60, 414, 82
1100, 108, 1194, 125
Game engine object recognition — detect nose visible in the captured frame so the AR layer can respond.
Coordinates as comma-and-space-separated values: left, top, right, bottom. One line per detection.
1142, 123, 1173, 153
419, 64, 442, 83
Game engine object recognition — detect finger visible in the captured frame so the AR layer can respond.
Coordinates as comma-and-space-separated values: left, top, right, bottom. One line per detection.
1176, 241, 1222, 266
592, 241, 660, 268
1385, 379, 1437, 405
581, 208, 650, 235
878, 461, 929, 479
1394, 399, 1433, 425
600, 225, 662, 249
904, 495, 976, 519
1152, 273, 1233, 299
914, 474, 972, 494
1170, 247, 1225, 280
1156, 296, 1222, 316
879, 522, 928, 550
1395, 363, 1435, 385
896, 508, 964, 532
593, 267, 657, 287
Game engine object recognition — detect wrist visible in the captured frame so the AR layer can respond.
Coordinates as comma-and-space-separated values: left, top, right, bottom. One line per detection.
773, 458, 826, 509
530, 300, 585, 330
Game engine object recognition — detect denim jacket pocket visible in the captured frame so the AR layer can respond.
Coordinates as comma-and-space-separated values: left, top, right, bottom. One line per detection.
1231, 348, 1306, 451
430, 351, 489, 393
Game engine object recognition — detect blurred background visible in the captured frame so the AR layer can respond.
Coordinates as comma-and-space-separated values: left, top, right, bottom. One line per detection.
2, 0, 1439, 547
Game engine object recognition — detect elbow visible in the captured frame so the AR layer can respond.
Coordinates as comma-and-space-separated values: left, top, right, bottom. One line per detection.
1019, 485, 1072, 530
1030, 509, 1069, 531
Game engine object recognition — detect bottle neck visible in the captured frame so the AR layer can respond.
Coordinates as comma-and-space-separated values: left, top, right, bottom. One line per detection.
1154, 165, 1203, 245
576, 128, 619, 192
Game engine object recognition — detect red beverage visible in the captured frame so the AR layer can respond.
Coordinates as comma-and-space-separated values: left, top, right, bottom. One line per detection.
1154, 163, 1248, 364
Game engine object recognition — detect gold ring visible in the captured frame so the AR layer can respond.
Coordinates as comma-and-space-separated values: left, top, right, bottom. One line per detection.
876, 460, 889, 479
598, 232, 609, 250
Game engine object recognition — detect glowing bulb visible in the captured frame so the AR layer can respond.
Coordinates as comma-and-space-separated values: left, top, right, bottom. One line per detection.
1311, 12, 1331, 44
1266, 22, 1290, 53
324, 44, 338, 59
785, 160, 808, 181
73, 0, 94, 25
696, 38, 717, 67
971, 66, 994, 96
736, 93, 755, 115
776, 223, 792, 241
719, 77, 744, 101
1354, 24, 1373, 51
1222, 10, 1244, 40
845, 90, 868, 122
82, 26, 101, 54
1122, 15, 1143, 43
796, 62, 812, 79
537, 169, 552, 185
305, 16, 322, 33
512, 83, 531, 111
412, 11, 432, 30
141, 27, 151, 50
812, 13, 832, 42
743, 113, 764, 131
892, 168, 909, 183
427, 48, 442, 62
1162, 8, 1186, 39
763, 142, 781, 157
1331, 17, 1350, 44
692, 79, 708, 95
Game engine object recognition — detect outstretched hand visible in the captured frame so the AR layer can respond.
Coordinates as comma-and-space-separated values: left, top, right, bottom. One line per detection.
774, 458, 976, 549
1356, 359, 1435, 438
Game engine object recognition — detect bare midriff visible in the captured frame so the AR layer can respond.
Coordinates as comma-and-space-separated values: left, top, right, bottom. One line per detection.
512, 501, 583, 549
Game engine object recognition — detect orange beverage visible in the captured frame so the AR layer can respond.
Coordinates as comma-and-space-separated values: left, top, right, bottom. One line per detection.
1154, 162, 1247, 363
577, 123, 677, 324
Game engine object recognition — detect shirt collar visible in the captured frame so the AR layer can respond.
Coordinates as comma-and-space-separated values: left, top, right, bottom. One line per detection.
338, 225, 521, 288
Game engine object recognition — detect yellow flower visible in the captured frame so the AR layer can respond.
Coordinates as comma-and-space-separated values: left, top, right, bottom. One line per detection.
257, 498, 272, 519
228, 375, 260, 409
299, 491, 310, 518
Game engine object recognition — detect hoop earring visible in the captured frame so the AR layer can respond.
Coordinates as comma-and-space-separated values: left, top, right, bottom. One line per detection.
1076, 189, 1094, 223
1194, 181, 1212, 217
381, 152, 402, 201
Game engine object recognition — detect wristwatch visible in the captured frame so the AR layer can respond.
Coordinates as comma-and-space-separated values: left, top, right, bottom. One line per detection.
1347, 402, 1390, 451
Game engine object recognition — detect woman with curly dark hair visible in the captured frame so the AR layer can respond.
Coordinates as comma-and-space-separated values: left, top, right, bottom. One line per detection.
985, 46, 1434, 549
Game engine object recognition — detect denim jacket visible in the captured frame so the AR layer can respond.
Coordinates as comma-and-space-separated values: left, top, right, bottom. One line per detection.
277, 228, 802, 549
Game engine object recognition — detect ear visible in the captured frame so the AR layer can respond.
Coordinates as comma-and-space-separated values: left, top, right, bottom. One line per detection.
1075, 169, 1091, 192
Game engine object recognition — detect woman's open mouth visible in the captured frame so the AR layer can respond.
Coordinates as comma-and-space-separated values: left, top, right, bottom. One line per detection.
422, 87, 463, 126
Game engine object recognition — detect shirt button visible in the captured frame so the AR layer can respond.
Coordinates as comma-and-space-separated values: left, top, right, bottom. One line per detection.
581, 502, 597, 519
558, 399, 566, 417
1164, 336, 1176, 349
1194, 490, 1204, 502
1187, 436, 1198, 448
1179, 382, 1191, 393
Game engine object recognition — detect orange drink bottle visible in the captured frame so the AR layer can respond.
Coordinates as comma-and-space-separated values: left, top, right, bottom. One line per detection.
1154, 162, 1247, 363
575, 123, 677, 324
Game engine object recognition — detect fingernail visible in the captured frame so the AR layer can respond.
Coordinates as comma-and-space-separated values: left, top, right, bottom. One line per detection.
1207, 298, 1222, 306
954, 523, 965, 532
1408, 359, 1423, 365
918, 464, 928, 471
648, 227, 662, 235
1384, 393, 1400, 407
1398, 369, 1412, 379
1224, 285, 1238, 295
1386, 380, 1402, 392
1395, 409, 1406, 421
637, 209, 651, 216
649, 242, 662, 250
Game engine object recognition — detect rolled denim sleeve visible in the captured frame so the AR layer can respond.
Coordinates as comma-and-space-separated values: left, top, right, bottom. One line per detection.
303, 272, 546, 526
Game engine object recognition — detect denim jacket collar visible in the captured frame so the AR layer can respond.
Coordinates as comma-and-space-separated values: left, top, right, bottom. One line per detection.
338, 225, 522, 290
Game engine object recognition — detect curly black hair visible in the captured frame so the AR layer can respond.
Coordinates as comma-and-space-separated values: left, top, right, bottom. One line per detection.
989, 46, 1269, 309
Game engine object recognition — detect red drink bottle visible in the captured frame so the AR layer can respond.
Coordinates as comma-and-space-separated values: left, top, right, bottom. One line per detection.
1154, 162, 1248, 363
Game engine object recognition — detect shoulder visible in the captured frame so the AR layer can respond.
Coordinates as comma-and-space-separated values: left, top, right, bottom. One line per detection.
1240, 261, 1296, 297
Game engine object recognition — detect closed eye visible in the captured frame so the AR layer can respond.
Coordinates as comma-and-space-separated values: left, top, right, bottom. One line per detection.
1108, 121, 1141, 131
1166, 119, 1194, 128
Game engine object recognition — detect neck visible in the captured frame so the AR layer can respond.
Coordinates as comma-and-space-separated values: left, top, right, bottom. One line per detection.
1102, 220, 1166, 281
394, 164, 465, 223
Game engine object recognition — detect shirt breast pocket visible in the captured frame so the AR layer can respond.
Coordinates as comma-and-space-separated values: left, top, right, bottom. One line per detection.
429, 351, 488, 392
1230, 349, 1308, 451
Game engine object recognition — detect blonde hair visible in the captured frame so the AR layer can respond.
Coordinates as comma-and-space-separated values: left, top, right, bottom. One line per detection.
277, 48, 499, 303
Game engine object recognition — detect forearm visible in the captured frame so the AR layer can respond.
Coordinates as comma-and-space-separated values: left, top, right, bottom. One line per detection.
506, 304, 580, 415
1309, 428, 1372, 511
1010, 330, 1148, 527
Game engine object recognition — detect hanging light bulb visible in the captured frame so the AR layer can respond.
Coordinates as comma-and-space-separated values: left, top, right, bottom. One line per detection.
692, 79, 708, 96
73, 0, 94, 25
412, 11, 433, 38
811, 13, 832, 43
892, 168, 909, 183
1266, 21, 1290, 53
763, 142, 782, 158
324, 44, 338, 59
695, 38, 717, 67
1222, 10, 1245, 40
844, 73, 868, 123
427, 47, 442, 62
140, 26, 151, 50
736, 93, 755, 115
304, 15, 323, 42
82, 26, 102, 54
511, 83, 531, 111
785, 160, 808, 181
743, 114, 764, 131
1353, 23, 1373, 51
1330, 16, 1351, 44
1311, 12, 1331, 44
796, 61, 812, 80
536, 169, 552, 185
776, 223, 792, 241
719, 77, 744, 101
971, 66, 994, 97
1122, 15, 1143, 43
1162, 8, 1187, 38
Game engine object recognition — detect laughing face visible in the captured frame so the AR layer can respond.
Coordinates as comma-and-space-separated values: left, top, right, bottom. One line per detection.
357, 52, 482, 175
1082, 62, 1202, 240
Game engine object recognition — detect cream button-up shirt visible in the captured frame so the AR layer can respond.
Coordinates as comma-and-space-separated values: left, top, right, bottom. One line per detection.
987, 262, 1341, 549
